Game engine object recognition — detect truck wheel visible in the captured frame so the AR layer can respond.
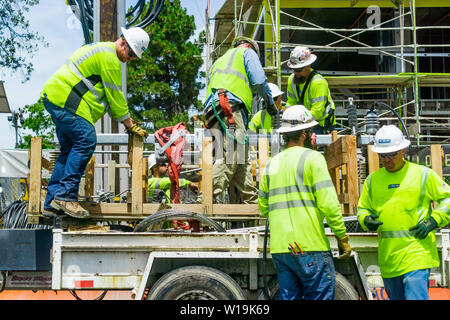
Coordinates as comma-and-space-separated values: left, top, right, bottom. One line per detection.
258, 272, 359, 300
146, 266, 247, 300
335, 272, 359, 300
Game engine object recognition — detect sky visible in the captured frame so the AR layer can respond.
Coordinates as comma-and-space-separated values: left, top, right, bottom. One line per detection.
0, 0, 225, 149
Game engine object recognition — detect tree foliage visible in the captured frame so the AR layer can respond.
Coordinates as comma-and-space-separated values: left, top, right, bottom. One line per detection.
126, 0, 205, 133
0, 0, 48, 82
18, 99, 55, 149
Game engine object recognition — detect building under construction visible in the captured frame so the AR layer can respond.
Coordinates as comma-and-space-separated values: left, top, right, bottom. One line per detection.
209, 0, 449, 149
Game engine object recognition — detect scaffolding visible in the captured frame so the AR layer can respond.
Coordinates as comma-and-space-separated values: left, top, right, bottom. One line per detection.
208, 0, 450, 146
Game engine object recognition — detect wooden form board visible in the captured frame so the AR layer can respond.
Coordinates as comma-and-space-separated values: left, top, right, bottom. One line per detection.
324, 135, 359, 216
28, 134, 361, 222
27, 137, 42, 215
430, 144, 444, 178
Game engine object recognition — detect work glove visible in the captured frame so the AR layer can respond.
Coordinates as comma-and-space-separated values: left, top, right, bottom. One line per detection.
364, 213, 383, 232
266, 102, 278, 116
336, 235, 352, 260
409, 217, 438, 239
126, 124, 149, 138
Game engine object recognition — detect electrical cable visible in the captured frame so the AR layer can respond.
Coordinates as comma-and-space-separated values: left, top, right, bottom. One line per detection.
67, 0, 165, 44
1, 200, 51, 229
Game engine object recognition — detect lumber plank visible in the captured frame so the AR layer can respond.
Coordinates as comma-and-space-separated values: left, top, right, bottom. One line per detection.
430, 144, 443, 178
28, 137, 42, 215
201, 137, 213, 214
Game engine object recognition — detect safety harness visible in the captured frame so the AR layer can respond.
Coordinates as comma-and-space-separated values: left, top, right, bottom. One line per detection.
154, 123, 199, 231
202, 89, 249, 145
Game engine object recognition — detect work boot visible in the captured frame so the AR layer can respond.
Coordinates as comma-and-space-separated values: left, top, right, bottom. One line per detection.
51, 200, 90, 219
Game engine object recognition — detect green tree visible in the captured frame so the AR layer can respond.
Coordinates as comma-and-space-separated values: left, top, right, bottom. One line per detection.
18, 99, 55, 149
126, 0, 205, 133
0, 0, 48, 82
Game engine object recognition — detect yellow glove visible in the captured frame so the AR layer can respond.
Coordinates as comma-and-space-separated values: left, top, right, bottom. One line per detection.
127, 124, 148, 138
336, 235, 352, 260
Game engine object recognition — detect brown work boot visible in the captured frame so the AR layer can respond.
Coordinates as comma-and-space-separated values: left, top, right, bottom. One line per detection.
51, 200, 90, 219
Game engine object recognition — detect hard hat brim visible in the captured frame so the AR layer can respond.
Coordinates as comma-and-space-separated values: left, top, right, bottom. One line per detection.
371, 139, 411, 153
276, 121, 318, 134
287, 54, 317, 69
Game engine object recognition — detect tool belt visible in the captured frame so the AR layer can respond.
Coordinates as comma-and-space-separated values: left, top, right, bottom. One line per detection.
203, 90, 246, 129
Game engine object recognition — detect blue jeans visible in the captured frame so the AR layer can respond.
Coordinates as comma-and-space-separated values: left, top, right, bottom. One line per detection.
272, 251, 336, 300
383, 269, 430, 300
43, 97, 97, 210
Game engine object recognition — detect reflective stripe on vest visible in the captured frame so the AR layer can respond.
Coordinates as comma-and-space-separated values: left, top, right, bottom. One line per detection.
379, 166, 430, 239
264, 149, 334, 212
209, 48, 250, 88
64, 45, 116, 115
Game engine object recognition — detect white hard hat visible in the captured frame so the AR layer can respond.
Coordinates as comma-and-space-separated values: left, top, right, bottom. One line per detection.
277, 104, 318, 134
371, 125, 410, 153
121, 27, 150, 59
287, 46, 317, 69
232, 36, 260, 57
268, 83, 283, 98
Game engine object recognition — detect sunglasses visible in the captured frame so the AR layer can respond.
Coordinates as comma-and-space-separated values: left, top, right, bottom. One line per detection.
126, 41, 137, 58
291, 67, 306, 73
379, 151, 400, 159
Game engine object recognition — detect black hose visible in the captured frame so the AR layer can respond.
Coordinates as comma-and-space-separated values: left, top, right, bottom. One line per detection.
261, 218, 271, 300
373, 102, 410, 142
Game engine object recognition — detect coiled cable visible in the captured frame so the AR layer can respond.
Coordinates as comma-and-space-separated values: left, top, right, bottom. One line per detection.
0, 200, 51, 229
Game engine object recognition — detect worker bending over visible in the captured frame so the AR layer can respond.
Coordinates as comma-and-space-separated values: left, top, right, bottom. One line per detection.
202, 36, 274, 204
357, 125, 450, 300
258, 104, 351, 300
286, 46, 336, 134
248, 83, 284, 134
41, 27, 149, 219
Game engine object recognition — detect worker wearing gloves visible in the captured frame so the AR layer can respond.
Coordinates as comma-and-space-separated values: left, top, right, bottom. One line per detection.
41, 27, 149, 219
258, 104, 351, 300
357, 125, 450, 300
285, 46, 336, 134
202, 36, 274, 204
148, 162, 198, 203
248, 83, 284, 134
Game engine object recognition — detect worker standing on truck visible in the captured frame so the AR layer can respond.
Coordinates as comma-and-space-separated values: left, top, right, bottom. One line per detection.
202, 36, 274, 204
258, 104, 352, 300
285, 46, 336, 134
41, 27, 149, 219
357, 125, 450, 300
248, 83, 284, 134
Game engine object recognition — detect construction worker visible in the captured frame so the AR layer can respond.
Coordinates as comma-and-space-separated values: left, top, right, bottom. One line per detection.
202, 36, 274, 204
357, 125, 450, 300
286, 46, 336, 134
148, 162, 198, 203
41, 27, 149, 219
258, 104, 351, 300
248, 83, 284, 134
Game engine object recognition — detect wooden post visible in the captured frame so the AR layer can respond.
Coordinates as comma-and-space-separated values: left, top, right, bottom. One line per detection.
107, 159, 116, 194
85, 157, 95, 198
28, 137, 42, 216
143, 157, 149, 203
367, 147, 380, 174
345, 135, 359, 215
430, 144, 443, 178
330, 131, 341, 194
258, 137, 269, 182
201, 137, 213, 214
130, 134, 144, 215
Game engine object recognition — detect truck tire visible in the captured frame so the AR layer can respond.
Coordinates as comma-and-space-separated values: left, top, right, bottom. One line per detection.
258, 272, 359, 300
134, 209, 226, 233
146, 265, 247, 300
